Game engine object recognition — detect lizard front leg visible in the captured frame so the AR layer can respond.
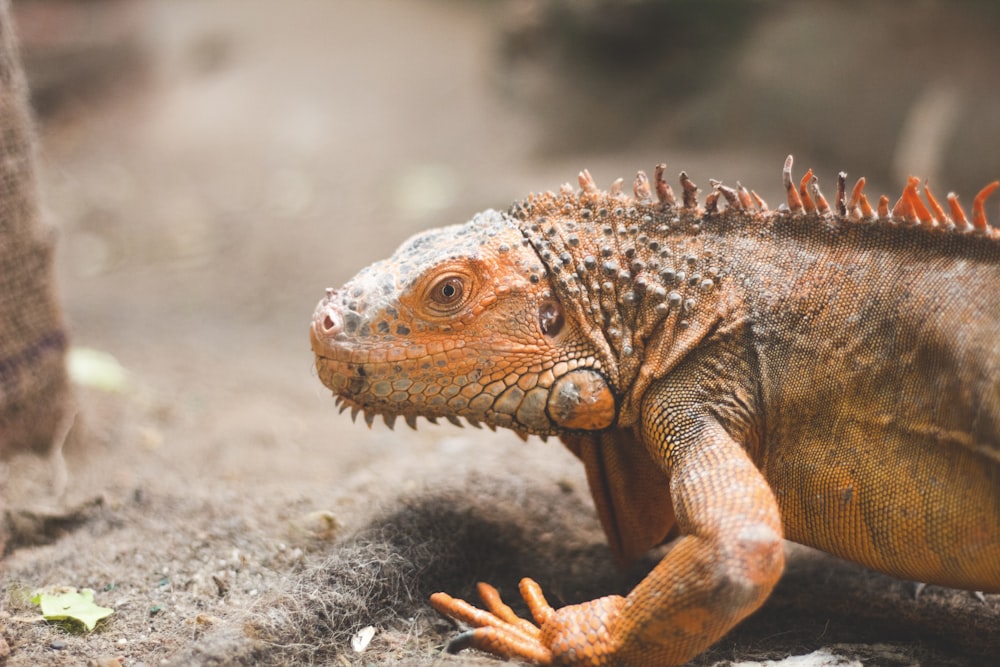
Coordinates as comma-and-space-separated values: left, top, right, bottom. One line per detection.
431, 372, 784, 666
609, 375, 785, 664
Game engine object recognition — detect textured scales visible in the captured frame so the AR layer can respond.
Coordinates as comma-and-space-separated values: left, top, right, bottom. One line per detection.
311, 156, 1000, 666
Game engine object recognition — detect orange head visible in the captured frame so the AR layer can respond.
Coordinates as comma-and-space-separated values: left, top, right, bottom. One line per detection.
310, 209, 617, 435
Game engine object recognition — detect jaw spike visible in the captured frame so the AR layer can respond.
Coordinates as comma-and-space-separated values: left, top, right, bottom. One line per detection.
653, 163, 676, 207
350, 406, 361, 423
514, 431, 530, 442
382, 413, 396, 430
783, 155, 804, 214
972, 181, 1000, 234
405, 413, 418, 430
338, 402, 349, 415
446, 415, 463, 427
363, 409, 376, 428
425, 415, 439, 425
798, 169, 816, 213
466, 417, 483, 429
633, 171, 651, 201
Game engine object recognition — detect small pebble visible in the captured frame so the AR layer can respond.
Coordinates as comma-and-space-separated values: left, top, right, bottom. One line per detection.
50, 639, 67, 650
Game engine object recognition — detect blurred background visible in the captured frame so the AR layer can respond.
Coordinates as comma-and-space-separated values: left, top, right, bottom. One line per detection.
3, 0, 999, 662
11, 0, 1000, 595
15, 0, 1000, 486
20, 0, 1000, 353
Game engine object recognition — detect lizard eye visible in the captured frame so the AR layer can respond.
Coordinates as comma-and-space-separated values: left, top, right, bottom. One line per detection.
426, 275, 468, 314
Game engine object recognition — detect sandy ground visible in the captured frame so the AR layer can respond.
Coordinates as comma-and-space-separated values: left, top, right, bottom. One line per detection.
1, 1, 998, 665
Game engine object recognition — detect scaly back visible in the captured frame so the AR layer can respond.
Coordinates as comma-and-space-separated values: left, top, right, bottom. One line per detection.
512, 156, 1000, 423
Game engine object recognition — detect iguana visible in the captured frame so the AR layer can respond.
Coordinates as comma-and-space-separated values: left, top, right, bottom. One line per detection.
310, 156, 1000, 666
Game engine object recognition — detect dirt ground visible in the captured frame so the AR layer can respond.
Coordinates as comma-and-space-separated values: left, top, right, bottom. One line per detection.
1, 1, 998, 665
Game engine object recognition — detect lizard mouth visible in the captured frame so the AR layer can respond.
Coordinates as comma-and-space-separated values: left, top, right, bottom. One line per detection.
314, 351, 405, 427
311, 295, 506, 431
313, 352, 498, 432
311, 291, 617, 435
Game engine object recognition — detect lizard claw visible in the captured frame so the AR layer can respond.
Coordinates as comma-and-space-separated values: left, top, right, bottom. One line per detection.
431, 581, 553, 664
444, 629, 478, 654
431, 578, 624, 666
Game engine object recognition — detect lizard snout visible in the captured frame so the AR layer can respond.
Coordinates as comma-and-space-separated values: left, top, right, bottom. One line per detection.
311, 292, 345, 345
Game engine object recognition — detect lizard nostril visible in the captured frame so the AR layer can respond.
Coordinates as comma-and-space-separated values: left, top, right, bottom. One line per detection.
314, 301, 345, 339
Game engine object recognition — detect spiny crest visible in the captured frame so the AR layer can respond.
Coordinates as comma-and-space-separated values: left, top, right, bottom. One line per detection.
780, 155, 1000, 235
509, 154, 1000, 238
504, 155, 999, 417
508, 163, 735, 395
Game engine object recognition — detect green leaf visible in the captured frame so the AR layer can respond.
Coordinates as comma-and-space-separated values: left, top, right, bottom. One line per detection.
31, 587, 114, 632
67, 347, 128, 392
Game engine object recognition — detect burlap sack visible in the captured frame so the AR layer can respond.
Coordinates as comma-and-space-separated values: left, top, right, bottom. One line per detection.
0, 0, 69, 456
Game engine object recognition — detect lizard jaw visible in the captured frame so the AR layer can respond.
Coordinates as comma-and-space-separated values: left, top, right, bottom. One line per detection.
315, 354, 450, 432
330, 390, 522, 435
329, 392, 435, 431
313, 322, 617, 437
315, 341, 616, 437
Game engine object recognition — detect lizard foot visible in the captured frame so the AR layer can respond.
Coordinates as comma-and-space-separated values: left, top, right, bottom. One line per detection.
430, 578, 624, 666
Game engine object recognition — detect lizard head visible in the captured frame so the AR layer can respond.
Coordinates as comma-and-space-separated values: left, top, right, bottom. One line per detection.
310, 209, 617, 435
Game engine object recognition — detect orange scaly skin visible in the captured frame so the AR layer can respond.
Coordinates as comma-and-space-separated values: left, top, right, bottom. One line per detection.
311, 156, 1000, 666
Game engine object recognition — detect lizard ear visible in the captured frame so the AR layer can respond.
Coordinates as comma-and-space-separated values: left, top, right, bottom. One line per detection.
562, 430, 675, 566
538, 300, 564, 337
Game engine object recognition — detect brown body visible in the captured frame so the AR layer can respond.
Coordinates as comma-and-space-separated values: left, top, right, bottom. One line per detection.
744, 219, 999, 587
311, 158, 1000, 665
